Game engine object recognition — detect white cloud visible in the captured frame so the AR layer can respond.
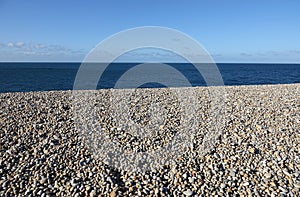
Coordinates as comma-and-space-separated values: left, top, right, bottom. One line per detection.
15, 42, 25, 48
6, 42, 25, 48
24, 51, 36, 55
0, 41, 87, 61
34, 44, 45, 49
240, 52, 252, 57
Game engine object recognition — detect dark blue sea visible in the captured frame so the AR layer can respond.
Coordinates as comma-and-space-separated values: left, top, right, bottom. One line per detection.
0, 63, 300, 93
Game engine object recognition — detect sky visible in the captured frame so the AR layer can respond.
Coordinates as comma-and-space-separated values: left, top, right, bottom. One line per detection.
0, 0, 300, 63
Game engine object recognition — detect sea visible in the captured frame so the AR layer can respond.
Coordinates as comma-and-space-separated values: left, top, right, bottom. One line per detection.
0, 63, 300, 93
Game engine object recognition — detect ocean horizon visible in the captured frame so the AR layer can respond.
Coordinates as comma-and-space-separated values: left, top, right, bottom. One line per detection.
1, 62, 300, 93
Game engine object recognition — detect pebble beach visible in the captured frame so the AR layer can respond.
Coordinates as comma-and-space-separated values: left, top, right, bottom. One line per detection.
1, 84, 300, 196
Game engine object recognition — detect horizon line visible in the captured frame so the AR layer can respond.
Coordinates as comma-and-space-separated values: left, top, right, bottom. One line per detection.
1, 61, 300, 64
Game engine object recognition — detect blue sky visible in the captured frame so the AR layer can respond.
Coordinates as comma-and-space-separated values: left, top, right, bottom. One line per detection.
0, 0, 300, 62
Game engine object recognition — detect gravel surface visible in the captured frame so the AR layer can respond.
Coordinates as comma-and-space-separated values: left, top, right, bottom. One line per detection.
0, 84, 299, 196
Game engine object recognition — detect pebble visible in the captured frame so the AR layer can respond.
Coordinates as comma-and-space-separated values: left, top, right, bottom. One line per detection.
282, 169, 291, 177
85, 185, 91, 191
220, 183, 226, 189
90, 190, 96, 197
183, 189, 193, 196
265, 173, 272, 179
110, 189, 117, 197
248, 147, 256, 153
188, 177, 195, 183
0, 85, 299, 196
279, 186, 287, 193
294, 183, 300, 188
230, 170, 236, 177
40, 177, 47, 184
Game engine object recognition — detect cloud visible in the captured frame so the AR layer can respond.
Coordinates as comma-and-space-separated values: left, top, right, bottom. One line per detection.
240, 52, 252, 57
212, 54, 222, 57
5, 42, 25, 48
7, 42, 14, 47
1, 41, 75, 53
289, 50, 300, 54
0, 41, 87, 61
71, 49, 85, 54
15, 42, 25, 48
47, 44, 68, 52
23, 51, 36, 55
256, 52, 267, 56
255, 51, 283, 57
34, 44, 45, 49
